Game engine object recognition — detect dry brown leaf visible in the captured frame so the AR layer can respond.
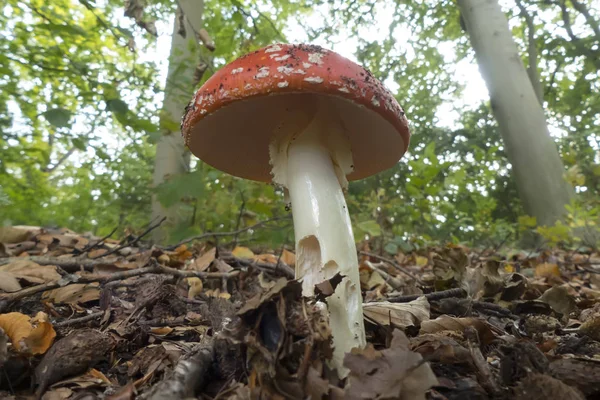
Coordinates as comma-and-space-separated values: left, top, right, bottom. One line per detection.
420, 315, 499, 345
0, 271, 22, 292
255, 253, 278, 264
42, 283, 100, 304
0, 260, 61, 284
41, 387, 73, 400
539, 285, 577, 317
411, 333, 473, 364
150, 327, 174, 336
535, 263, 561, 278
232, 246, 254, 259
0, 226, 36, 243
366, 270, 387, 289
191, 247, 216, 271
214, 258, 233, 272
344, 329, 438, 400
363, 296, 430, 328
0, 311, 56, 355
281, 249, 295, 266
172, 244, 193, 261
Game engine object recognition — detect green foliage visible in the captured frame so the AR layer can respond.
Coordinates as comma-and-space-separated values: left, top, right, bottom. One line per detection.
1, 0, 598, 250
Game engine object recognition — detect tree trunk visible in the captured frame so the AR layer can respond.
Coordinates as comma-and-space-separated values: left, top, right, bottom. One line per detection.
151, 0, 205, 243
457, 0, 572, 228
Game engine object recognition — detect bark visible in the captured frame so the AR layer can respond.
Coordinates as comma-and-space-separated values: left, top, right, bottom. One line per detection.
457, 0, 573, 228
151, 0, 205, 243
515, 0, 544, 105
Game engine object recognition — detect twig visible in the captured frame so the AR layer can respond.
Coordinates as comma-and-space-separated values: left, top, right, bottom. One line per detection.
385, 288, 467, 303
472, 301, 519, 319
78, 226, 118, 254
221, 255, 295, 279
232, 191, 246, 248
0, 264, 239, 306
169, 216, 291, 250
91, 217, 166, 259
359, 251, 425, 284
54, 311, 105, 328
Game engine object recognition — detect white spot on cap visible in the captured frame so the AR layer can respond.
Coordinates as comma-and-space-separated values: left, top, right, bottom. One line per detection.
331, 80, 342, 86
338, 87, 350, 93
265, 44, 282, 53
308, 53, 324, 64
372, 96, 381, 107
277, 81, 289, 88
254, 67, 270, 79
244, 83, 252, 90
293, 69, 306, 75
231, 67, 244, 74
195, 95, 204, 105
302, 62, 312, 69
277, 66, 294, 75
268, 53, 281, 58
200, 109, 208, 114
274, 54, 291, 61
304, 76, 323, 84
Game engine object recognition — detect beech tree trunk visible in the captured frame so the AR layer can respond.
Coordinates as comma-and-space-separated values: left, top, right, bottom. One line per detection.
457, 0, 572, 228
151, 0, 205, 243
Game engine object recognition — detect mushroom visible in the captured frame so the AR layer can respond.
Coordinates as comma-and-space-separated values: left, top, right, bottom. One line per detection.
181, 43, 410, 376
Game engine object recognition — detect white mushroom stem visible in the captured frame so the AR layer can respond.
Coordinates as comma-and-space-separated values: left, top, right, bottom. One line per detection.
269, 100, 366, 377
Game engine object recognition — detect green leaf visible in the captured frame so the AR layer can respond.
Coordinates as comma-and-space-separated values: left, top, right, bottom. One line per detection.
37, 23, 88, 36
106, 99, 129, 114
384, 242, 398, 254
357, 220, 382, 237
43, 108, 72, 128
72, 137, 87, 151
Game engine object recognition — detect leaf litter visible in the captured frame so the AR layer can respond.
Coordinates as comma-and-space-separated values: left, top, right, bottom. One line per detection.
0, 225, 599, 399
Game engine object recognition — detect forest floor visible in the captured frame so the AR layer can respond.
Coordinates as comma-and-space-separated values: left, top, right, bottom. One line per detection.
0, 223, 599, 400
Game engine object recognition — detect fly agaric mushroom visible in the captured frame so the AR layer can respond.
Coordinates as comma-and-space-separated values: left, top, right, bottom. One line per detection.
181, 43, 410, 376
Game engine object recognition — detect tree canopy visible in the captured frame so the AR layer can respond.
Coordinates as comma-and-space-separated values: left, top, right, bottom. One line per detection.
1, 0, 598, 251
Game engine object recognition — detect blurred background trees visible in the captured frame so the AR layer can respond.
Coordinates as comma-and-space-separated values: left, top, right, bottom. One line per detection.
1, 0, 598, 251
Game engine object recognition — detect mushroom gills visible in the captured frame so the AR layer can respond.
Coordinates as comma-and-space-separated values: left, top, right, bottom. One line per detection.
269, 99, 366, 377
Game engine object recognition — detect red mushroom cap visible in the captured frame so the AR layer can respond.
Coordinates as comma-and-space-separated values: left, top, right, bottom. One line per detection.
181, 43, 410, 182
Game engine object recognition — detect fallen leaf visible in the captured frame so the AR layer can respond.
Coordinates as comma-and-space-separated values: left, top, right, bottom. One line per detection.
539, 285, 577, 317
0, 311, 56, 355
0, 271, 22, 292
366, 270, 387, 289
255, 253, 278, 264
172, 244, 193, 261
415, 255, 428, 267
344, 329, 438, 400
41, 387, 73, 400
214, 258, 233, 272
420, 315, 499, 345
0, 226, 36, 243
535, 263, 561, 279
0, 260, 61, 284
35, 329, 114, 397
232, 246, 254, 259
281, 249, 295, 266
191, 247, 216, 271
42, 283, 100, 304
150, 327, 174, 336
411, 333, 472, 364
363, 296, 430, 328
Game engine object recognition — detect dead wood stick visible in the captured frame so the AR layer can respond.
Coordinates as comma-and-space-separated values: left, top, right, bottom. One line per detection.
0, 264, 239, 306
385, 288, 467, 303
78, 226, 118, 254
0, 256, 118, 272
359, 251, 425, 284
54, 311, 105, 328
91, 216, 166, 259
147, 341, 214, 400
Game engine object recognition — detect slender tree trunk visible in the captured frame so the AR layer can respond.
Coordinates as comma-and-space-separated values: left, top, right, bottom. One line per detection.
151, 0, 205, 243
457, 0, 573, 228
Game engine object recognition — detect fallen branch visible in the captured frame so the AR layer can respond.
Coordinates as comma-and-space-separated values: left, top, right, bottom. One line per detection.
146, 341, 214, 400
359, 251, 425, 285
54, 311, 105, 328
221, 255, 295, 279
386, 288, 467, 303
